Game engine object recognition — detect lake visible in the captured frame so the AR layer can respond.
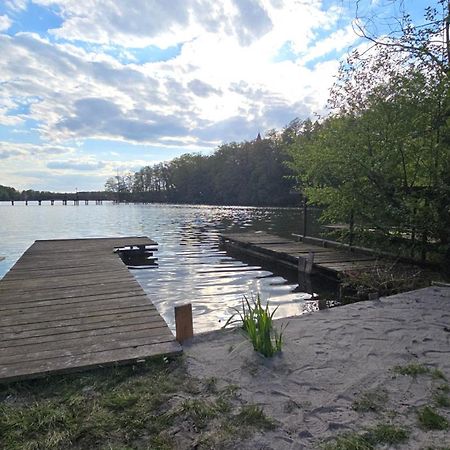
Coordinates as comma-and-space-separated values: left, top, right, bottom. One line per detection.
0, 202, 338, 332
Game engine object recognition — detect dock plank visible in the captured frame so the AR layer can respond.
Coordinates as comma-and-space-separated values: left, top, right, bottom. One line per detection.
221, 231, 392, 277
0, 237, 181, 382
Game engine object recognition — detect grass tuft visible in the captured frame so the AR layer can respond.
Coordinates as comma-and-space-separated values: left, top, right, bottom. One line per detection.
322, 423, 409, 450
352, 389, 388, 413
417, 406, 449, 430
234, 404, 276, 430
393, 363, 430, 377
224, 293, 286, 357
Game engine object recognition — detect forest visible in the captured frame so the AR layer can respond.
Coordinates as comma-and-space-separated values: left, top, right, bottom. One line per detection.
105, 130, 298, 206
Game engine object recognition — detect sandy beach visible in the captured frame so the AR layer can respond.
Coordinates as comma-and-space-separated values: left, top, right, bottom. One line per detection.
185, 286, 450, 449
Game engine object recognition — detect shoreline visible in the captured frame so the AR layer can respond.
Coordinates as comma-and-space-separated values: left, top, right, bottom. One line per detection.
184, 286, 450, 449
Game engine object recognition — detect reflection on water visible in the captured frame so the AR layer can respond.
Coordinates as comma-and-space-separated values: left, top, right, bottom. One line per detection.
0, 202, 336, 333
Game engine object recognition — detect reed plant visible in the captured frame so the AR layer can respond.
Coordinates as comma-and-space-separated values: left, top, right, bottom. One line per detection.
224, 294, 285, 357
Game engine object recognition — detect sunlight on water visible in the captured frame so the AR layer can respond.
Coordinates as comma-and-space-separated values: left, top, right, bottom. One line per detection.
0, 202, 335, 333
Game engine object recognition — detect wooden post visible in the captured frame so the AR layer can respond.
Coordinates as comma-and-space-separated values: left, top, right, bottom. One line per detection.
302, 195, 308, 237
11, 200, 14, 206
349, 209, 354, 248
38, 200, 42, 206
298, 252, 314, 275
175, 303, 193, 343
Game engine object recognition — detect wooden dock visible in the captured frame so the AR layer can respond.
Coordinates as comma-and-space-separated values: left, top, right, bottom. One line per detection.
220, 231, 393, 277
0, 237, 181, 383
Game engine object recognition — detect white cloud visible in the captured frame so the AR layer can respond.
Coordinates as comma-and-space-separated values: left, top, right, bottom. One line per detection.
4, 0, 27, 12
0, 15, 12, 32
0, 0, 364, 190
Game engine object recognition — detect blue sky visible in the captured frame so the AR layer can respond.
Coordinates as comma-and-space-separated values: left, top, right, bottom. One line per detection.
0, 0, 434, 191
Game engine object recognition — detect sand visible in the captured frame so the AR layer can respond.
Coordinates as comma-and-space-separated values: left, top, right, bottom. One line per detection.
184, 286, 450, 449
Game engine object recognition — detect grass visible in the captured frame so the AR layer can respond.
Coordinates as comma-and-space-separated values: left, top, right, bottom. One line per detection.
234, 404, 276, 430
322, 423, 409, 450
0, 356, 275, 450
352, 389, 388, 413
392, 363, 447, 381
393, 363, 431, 377
417, 406, 449, 430
224, 293, 286, 357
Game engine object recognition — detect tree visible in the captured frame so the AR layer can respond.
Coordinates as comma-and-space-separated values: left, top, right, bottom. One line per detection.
287, 2, 450, 263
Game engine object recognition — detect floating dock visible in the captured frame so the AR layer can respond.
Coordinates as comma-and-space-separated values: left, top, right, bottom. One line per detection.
220, 231, 393, 277
0, 237, 181, 383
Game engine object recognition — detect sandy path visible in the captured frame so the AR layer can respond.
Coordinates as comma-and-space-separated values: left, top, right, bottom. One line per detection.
185, 286, 450, 449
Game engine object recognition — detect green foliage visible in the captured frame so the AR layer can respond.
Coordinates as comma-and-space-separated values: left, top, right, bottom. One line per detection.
323, 423, 409, 450
224, 294, 285, 357
352, 389, 388, 413
393, 363, 447, 380
130, 135, 297, 206
417, 406, 449, 430
234, 404, 276, 430
286, 4, 450, 265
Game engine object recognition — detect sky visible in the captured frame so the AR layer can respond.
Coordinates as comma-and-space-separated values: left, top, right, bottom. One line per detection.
0, 0, 433, 192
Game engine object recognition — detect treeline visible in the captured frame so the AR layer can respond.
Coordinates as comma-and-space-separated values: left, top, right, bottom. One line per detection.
105, 132, 298, 206
0, 185, 113, 201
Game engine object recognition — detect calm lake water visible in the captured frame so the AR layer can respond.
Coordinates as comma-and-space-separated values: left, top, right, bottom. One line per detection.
0, 202, 338, 332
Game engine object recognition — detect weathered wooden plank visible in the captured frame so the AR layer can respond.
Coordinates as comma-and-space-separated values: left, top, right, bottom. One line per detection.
0, 285, 146, 305
0, 321, 170, 349
0, 314, 167, 342
3, 266, 129, 281
0, 327, 174, 358
0, 341, 182, 383
0, 291, 148, 311
0, 273, 138, 292
0, 305, 159, 329
0, 297, 155, 321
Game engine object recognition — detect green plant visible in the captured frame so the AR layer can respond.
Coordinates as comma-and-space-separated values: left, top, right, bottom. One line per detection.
234, 404, 276, 430
393, 363, 431, 377
322, 423, 409, 450
224, 294, 286, 357
417, 406, 449, 430
352, 389, 388, 413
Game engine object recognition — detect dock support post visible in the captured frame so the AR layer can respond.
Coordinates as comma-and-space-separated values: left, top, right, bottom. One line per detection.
298, 251, 314, 274
175, 303, 193, 343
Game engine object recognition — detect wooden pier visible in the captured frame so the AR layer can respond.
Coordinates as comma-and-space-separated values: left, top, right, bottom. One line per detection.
0, 237, 181, 383
220, 231, 393, 277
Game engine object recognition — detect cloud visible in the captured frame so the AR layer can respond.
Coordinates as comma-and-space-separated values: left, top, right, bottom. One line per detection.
0, 148, 22, 159
188, 79, 221, 97
47, 159, 106, 171
0, 0, 366, 190
4, 0, 27, 12
0, 15, 12, 32
0, 141, 74, 159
